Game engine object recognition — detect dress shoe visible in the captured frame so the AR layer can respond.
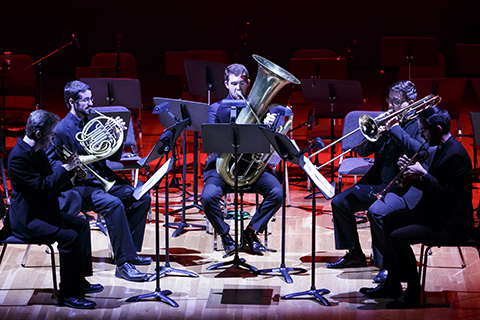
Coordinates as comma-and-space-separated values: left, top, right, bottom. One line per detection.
221, 233, 235, 256
83, 283, 104, 294
129, 255, 153, 265
115, 262, 148, 282
58, 296, 96, 309
325, 251, 367, 269
374, 269, 388, 283
359, 282, 403, 299
243, 228, 266, 253
386, 291, 420, 309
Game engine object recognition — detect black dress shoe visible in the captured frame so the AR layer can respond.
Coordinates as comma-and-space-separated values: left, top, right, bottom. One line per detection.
325, 251, 367, 269
58, 296, 96, 309
374, 269, 388, 283
129, 255, 153, 265
221, 233, 235, 256
83, 283, 104, 294
359, 282, 403, 299
115, 262, 148, 282
243, 228, 266, 253
386, 292, 420, 309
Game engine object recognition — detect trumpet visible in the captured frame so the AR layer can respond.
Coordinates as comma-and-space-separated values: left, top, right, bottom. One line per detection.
309, 94, 441, 170
52, 144, 115, 193
375, 141, 428, 202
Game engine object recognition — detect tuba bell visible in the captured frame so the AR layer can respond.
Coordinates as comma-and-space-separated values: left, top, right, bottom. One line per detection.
216, 54, 300, 187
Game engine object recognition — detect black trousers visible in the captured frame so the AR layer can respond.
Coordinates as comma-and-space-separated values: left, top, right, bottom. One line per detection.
73, 183, 151, 266
40, 213, 92, 297
382, 210, 461, 285
201, 171, 282, 235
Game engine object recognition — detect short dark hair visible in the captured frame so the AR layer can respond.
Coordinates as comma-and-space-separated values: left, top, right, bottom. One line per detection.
64, 80, 90, 108
389, 80, 417, 102
25, 110, 60, 139
418, 106, 451, 135
224, 64, 249, 83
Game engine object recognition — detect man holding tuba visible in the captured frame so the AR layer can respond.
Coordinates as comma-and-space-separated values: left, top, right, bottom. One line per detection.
326, 80, 425, 282
201, 64, 282, 256
47, 80, 151, 282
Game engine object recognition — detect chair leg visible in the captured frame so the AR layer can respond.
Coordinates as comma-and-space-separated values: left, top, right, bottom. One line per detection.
0, 243, 8, 265
457, 246, 467, 268
420, 245, 431, 305
46, 244, 58, 301
21, 244, 32, 267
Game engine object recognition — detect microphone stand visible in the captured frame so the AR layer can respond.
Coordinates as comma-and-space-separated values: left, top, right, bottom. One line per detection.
24, 41, 76, 110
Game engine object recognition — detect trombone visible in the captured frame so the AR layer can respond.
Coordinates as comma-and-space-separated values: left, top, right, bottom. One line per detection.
309, 94, 442, 170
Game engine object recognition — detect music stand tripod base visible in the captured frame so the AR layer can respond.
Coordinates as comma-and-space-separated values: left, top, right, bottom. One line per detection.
126, 289, 178, 307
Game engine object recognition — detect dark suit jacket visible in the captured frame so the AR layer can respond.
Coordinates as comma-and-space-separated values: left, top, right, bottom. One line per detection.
413, 135, 473, 235
356, 118, 424, 209
47, 112, 127, 186
7, 138, 73, 239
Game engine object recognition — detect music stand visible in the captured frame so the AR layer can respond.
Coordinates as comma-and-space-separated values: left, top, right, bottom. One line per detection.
303, 79, 364, 182
381, 37, 439, 79
126, 120, 193, 307
183, 59, 228, 103
288, 58, 347, 80
202, 123, 270, 273
154, 98, 209, 236
80, 78, 142, 109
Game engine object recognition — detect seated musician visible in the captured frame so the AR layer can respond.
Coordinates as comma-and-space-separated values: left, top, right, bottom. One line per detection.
7, 110, 102, 309
326, 81, 425, 283
360, 107, 473, 309
47, 80, 152, 282
201, 63, 282, 256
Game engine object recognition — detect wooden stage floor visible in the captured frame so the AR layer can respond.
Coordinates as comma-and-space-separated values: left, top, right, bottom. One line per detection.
1, 167, 480, 319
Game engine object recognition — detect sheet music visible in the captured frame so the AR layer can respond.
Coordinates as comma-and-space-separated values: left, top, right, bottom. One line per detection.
300, 155, 335, 200
133, 157, 173, 200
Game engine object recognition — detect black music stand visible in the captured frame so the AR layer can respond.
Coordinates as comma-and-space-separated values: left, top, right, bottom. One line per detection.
303, 79, 364, 182
256, 128, 311, 283
202, 123, 270, 273
80, 78, 142, 109
381, 37, 439, 79
126, 120, 193, 307
268, 136, 333, 305
153, 98, 209, 236
183, 59, 228, 103
288, 58, 347, 81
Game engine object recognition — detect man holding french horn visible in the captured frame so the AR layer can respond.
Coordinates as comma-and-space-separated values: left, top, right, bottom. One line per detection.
326, 81, 426, 283
47, 80, 152, 282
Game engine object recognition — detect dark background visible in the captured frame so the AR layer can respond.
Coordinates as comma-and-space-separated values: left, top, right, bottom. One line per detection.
1, 0, 479, 122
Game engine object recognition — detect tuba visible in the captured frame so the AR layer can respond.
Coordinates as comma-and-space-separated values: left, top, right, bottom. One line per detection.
216, 54, 300, 187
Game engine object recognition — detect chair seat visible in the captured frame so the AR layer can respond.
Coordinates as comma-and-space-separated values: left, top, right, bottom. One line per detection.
337, 157, 374, 176
2, 235, 54, 245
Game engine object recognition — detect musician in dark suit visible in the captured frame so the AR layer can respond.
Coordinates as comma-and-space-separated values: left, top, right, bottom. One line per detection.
201, 63, 282, 256
47, 80, 151, 282
360, 107, 473, 309
8, 110, 102, 309
326, 81, 425, 278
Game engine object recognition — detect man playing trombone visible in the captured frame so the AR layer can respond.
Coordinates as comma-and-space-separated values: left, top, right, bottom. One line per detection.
47, 80, 152, 282
326, 81, 425, 282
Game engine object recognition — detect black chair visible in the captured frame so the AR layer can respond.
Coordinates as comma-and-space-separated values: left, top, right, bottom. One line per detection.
0, 236, 58, 300
418, 239, 479, 305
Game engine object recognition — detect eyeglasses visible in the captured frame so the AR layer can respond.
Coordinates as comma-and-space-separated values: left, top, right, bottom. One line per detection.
386, 98, 404, 106
77, 97, 94, 103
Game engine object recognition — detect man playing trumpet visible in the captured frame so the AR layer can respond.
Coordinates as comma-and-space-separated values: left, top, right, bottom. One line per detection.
47, 80, 152, 282
326, 80, 425, 283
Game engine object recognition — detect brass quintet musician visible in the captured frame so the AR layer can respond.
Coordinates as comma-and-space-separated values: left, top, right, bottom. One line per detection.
47, 80, 152, 282
360, 107, 474, 309
326, 80, 425, 284
201, 64, 283, 256
8, 110, 102, 309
